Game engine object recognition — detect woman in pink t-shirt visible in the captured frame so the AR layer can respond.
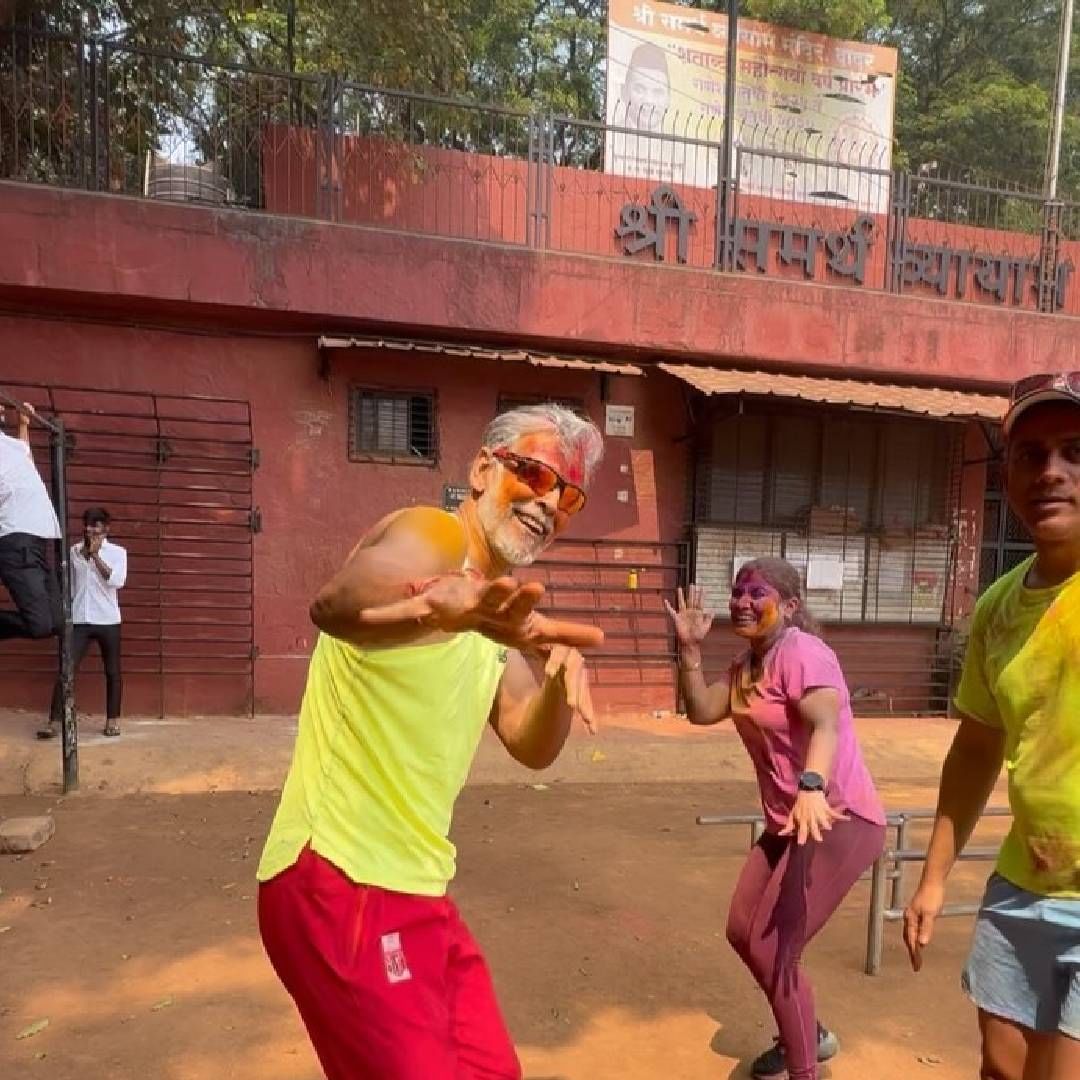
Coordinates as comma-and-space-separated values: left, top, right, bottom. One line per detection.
666, 557, 886, 1080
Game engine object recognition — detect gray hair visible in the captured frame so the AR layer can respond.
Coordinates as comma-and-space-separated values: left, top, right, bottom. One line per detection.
482, 403, 604, 484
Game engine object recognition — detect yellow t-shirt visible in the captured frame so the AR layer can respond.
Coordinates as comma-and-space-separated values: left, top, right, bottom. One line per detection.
257, 630, 507, 896
955, 557, 1080, 898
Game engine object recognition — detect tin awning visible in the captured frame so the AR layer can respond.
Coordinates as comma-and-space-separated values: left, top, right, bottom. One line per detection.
658, 363, 1008, 421
318, 336, 643, 377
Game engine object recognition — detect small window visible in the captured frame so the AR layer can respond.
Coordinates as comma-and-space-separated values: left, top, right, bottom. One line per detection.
349, 388, 436, 465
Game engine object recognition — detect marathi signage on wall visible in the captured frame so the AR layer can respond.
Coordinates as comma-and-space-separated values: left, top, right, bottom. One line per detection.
605, 0, 898, 207
614, 186, 1076, 308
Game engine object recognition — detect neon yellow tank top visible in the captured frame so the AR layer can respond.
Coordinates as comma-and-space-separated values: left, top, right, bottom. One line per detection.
257, 630, 507, 896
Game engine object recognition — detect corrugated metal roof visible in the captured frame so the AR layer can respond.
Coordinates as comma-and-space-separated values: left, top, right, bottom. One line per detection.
659, 363, 1008, 421
319, 336, 642, 376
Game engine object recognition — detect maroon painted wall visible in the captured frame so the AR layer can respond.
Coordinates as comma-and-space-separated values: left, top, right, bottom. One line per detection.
2, 183, 1079, 388
0, 183, 1020, 718
0, 315, 688, 716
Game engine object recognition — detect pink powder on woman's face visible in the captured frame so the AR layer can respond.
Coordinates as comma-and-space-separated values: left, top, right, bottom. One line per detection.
730, 571, 783, 638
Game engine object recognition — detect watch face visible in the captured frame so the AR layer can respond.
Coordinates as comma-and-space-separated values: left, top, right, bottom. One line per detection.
799, 771, 825, 791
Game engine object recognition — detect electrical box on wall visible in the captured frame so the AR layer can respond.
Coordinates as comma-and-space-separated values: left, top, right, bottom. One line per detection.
605, 404, 635, 437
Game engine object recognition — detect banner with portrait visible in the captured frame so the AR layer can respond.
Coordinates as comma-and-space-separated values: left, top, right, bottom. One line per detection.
605, 0, 898, 209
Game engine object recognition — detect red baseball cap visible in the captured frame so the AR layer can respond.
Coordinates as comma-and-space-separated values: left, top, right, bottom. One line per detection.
1003, 372, 1080, 436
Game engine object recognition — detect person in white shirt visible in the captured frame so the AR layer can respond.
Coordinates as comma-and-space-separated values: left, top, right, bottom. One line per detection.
46, 507, 128, 739
0, 400, 61, 645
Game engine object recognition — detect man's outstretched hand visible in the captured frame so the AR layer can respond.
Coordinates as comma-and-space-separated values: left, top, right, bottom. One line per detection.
418, 575, 604, 652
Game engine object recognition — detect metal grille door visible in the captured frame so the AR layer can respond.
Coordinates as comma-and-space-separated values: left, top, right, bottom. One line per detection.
0, 383, 256, 717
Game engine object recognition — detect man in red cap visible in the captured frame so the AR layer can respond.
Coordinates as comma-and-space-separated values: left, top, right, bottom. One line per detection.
904, 372, 1080, 1080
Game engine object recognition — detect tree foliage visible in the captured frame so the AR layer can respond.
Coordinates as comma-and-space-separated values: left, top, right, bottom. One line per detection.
8, 0, 1080, 194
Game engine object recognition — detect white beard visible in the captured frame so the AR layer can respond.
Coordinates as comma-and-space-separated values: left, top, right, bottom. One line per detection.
477, 495, 548, 568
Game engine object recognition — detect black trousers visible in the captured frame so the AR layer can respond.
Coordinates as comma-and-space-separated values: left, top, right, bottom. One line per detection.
50, 623, 123, 721
0, 532, 59, 640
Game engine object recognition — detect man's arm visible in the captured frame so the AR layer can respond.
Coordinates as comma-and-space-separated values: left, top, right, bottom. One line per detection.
903, 714, 1005, 970
16, 405, 32, 448
489, 646, 594, 770
310, 508, 606, 654
92, 543, 127, 588
309, 508, 467, 648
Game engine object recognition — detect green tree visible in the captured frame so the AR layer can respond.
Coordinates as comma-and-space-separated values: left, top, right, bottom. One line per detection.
885, 1, 1079, 193
7, 0, 1080, 198
721, 0, 889, 40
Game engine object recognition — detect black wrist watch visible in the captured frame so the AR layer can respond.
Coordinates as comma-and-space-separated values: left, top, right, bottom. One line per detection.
797, 770, 826, 793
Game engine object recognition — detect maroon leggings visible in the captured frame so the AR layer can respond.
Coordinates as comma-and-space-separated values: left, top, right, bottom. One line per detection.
726, 816, 885, 1080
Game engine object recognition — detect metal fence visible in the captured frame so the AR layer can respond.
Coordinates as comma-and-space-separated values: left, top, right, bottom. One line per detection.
2, 25, 1077, 313
697, 807, 1012, 976
0, 381, 257, 725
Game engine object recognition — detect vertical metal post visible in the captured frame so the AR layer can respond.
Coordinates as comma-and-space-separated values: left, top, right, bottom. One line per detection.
542, 113, 554, 250
1044, 0, 1075, 201
891, 816, 908, 910
1038, 199, 1063, 313
1039, 0, 1073, 314
526, 113, 540, 247
525, 112, 552, 250
316, 72, 337, 221
87, 37, 101, 191
865, 852, 888, 975
100, 42, 110, 195
887, 169, 911, 293
50, 420, 78, 793
717, 0, 739, 271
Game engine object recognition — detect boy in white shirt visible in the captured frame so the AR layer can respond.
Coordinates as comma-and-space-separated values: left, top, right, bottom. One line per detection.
45, 507, 128, 738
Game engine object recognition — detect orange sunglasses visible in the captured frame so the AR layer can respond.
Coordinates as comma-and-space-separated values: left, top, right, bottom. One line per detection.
492, 448, 587, 515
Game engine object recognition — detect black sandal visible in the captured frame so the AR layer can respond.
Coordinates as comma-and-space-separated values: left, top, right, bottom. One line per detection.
102, 721, 120, 737
35, 721, 58, 740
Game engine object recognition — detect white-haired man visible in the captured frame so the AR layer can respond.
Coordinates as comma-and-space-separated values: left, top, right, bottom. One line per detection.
258, 404, 605, 1079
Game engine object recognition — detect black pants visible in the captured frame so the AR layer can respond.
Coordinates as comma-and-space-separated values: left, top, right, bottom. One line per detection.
50, 623, 123, 721
0, 532, 59, 640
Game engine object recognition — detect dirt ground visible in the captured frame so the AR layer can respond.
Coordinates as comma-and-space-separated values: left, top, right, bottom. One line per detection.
0, 711, 1009, 1080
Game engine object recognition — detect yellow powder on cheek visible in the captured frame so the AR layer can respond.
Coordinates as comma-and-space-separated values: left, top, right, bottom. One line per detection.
757, 600, 780, 632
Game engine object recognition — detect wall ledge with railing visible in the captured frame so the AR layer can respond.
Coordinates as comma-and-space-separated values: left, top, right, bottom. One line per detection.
3, 25, 1079, 316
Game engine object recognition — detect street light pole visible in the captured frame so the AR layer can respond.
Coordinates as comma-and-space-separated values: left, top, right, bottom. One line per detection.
719, 0, 739, 270
1045, 0, 1075, 199
1039, 0, 1074, 311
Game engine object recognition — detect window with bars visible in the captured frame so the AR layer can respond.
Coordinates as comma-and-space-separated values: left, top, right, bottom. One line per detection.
979, 454, 1035, 593
696, 407, 955, 531
349, 389, 437, 465
692, 403, 962, 625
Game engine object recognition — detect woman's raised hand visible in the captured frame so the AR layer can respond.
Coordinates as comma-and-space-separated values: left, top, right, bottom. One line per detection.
663, 585, 714, 647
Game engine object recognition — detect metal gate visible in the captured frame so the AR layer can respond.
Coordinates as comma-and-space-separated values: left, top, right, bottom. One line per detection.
0, 382, 256, 717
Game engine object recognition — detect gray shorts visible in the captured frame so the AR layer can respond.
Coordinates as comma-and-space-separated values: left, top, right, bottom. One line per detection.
962, 873, 1080, 1038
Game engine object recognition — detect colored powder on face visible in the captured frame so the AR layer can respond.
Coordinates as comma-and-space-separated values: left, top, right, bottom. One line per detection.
731, 571, 785, 636
757, 599, 781, 633
513, 432, 585, 488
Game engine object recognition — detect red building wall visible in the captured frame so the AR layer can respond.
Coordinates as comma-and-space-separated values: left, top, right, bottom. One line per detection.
261, 129, 1080, 307
0, 181, 1051, 719
0, 314, 689, 717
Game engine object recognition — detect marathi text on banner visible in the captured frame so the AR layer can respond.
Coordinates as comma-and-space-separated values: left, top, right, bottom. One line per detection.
605, 0, 898, 210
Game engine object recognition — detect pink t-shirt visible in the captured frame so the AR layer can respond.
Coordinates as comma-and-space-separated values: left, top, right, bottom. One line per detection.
729, 627, 885, 833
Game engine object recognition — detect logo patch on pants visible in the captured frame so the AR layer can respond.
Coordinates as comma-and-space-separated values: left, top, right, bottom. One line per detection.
380, 932, 412, 984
